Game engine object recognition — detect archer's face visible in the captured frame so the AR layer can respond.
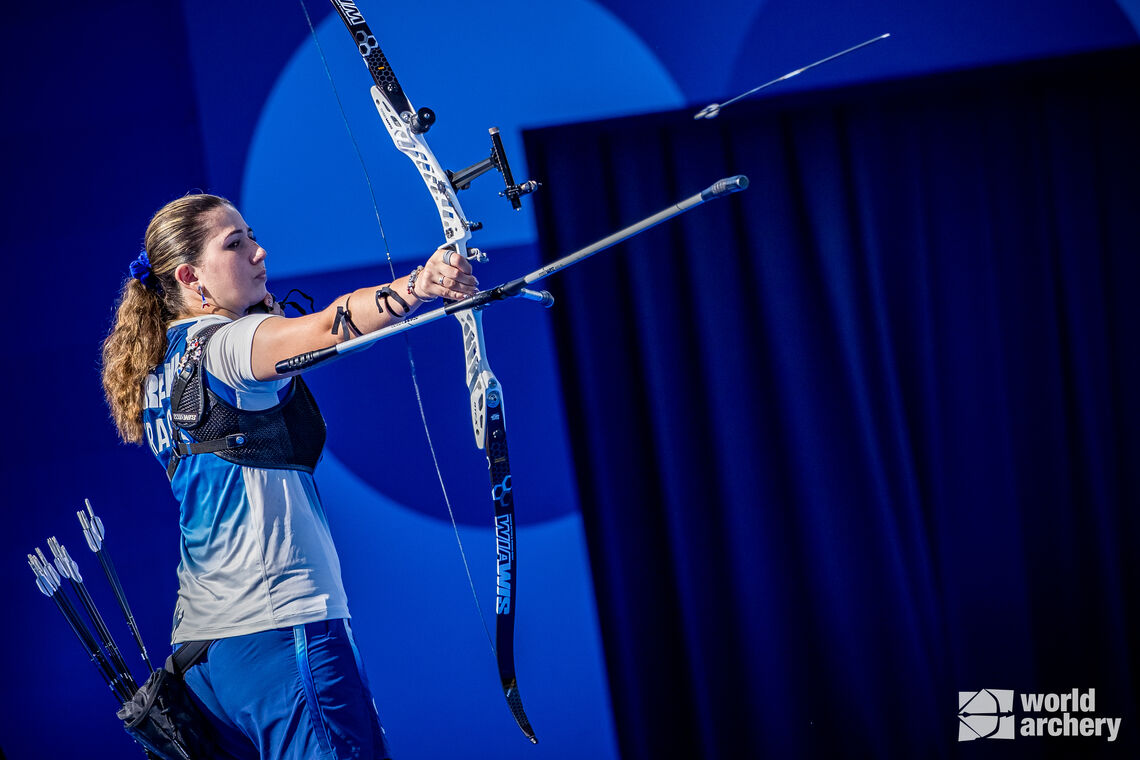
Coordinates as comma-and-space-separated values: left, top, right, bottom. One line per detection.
195, 205, 269, 314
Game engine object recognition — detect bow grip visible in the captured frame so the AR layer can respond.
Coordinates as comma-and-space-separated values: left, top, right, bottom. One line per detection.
275, 346, 339, 374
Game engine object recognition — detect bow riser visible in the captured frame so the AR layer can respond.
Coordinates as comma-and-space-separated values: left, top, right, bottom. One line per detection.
459, 310, 495, 449
369, 88, 473, 252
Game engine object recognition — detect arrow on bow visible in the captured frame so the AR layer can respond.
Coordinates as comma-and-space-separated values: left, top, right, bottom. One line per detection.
295, 0, 748, 744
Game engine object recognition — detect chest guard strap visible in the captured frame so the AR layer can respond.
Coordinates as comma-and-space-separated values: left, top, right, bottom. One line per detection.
165, 323, 327, 481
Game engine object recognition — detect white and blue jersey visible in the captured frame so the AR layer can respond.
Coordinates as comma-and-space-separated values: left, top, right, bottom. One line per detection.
142, 315, 350, 644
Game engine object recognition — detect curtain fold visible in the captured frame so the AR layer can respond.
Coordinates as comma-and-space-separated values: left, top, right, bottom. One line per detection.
523, 47, 1140, 758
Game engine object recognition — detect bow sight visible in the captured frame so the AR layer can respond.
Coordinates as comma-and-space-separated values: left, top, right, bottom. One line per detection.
405, 106, 538, 219
446, 126, 540, 214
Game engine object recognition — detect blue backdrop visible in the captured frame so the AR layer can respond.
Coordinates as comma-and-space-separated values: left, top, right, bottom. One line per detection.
0, 2, 1137, 758
524, 47, 1140, 758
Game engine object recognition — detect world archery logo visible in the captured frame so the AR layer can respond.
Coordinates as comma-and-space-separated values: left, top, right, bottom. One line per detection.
959, 689, 1015, 740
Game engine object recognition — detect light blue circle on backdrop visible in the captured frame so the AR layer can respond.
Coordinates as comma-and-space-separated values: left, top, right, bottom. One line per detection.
243, 0, 684, 277
1117, 0, 1140, 33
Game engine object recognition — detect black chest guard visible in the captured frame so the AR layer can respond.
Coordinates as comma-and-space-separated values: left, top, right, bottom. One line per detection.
165, 323, 327, 481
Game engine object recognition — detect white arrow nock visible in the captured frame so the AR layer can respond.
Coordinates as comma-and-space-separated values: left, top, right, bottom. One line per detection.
47, 537, 82, 583
79, 498, 105, 553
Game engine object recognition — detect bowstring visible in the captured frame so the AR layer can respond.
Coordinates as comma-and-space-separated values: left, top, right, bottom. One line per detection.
298, 0, 496, 657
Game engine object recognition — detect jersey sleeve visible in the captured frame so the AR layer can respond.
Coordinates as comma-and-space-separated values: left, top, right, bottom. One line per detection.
201, 314, 290, 393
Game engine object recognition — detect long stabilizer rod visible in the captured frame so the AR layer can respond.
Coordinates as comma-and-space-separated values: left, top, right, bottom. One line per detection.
275, 175, 749, 375
522, 175, 749, 286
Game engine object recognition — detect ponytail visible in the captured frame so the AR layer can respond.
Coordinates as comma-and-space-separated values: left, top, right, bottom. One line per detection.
100, 193, 234, 443
102, 279, 172, 442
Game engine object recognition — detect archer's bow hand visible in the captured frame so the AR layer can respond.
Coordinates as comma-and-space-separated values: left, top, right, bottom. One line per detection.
412, 245, 479, 302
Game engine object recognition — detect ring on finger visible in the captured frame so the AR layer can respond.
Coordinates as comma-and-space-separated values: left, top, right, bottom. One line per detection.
438, 275, 445, 285
443, 250, 454, 266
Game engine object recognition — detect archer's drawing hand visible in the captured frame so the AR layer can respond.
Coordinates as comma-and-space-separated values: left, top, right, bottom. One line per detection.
247, 292, 286, 316
261, 292, 286, 316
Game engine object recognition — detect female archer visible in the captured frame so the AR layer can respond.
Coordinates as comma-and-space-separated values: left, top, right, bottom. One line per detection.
101, 192, 476, 759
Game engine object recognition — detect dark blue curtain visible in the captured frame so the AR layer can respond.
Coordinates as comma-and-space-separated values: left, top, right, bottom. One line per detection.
523, 47, 1140, 759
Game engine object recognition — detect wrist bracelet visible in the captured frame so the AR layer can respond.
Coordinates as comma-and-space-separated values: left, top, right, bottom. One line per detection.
407, 265, 438, 301
406, 266, 423, 297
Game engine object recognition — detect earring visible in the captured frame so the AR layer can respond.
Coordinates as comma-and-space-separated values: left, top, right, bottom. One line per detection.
198, 286, 208, 309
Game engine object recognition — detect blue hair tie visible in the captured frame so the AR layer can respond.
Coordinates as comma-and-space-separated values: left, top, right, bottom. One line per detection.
129, 249, 160, 291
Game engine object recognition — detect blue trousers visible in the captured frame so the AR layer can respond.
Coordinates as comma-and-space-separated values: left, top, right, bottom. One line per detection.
182, 619, 392, 760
